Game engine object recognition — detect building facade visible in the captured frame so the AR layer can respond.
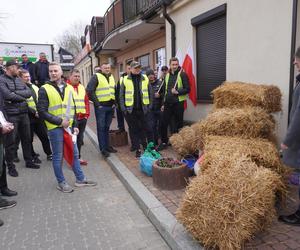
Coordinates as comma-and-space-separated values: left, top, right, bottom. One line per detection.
164, 0, 299, 143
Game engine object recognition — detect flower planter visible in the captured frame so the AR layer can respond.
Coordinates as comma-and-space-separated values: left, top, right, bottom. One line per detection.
152, 158, 190, 190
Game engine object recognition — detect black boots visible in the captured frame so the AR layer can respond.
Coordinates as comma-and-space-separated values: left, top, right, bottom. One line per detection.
279, 210, 300, 226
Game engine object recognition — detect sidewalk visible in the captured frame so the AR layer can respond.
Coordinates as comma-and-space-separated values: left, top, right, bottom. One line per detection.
87, 105, 300, 250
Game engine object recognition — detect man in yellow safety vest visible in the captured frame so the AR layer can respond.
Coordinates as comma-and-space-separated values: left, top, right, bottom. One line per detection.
68, 69, 90, 165
86, 62, 117, 158
37, 62, 96, 193
119, 61, 154, 158
157, 57, 190, 151
19, 69, 52, 163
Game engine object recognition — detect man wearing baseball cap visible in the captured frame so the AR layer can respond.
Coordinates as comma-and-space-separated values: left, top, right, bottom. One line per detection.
0, 59, 40, 177
119, 61, 153, 157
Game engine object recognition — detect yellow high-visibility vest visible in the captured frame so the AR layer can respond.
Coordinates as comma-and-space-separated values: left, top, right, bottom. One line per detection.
27, 84, 39, 111
42, 83, 75, 130
123, 75, 149, 107
165, 72, 187, 102
95, 73, 115, 102
72, 84, 86, 114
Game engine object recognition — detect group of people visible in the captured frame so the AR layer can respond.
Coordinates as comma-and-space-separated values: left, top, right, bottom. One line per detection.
0, 53, 191, 227
87, 57, 190, 158
0, 55, 97, 227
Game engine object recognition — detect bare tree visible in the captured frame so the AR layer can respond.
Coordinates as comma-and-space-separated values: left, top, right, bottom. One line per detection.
55, 21, 85, 56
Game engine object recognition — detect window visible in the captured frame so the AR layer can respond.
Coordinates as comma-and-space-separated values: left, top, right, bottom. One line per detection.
192, 4, 226, 101
154, 47, 166, 71
119, 63, 124, 74
138, 54, 150, 73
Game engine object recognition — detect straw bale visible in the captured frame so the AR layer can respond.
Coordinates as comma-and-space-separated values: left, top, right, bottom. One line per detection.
202, 135, 287, 176
176, 156, 285, 250
170, 107, 276, 156
212, 81, 282, 113
197, 108, 276, 141
169, 124, 200, 156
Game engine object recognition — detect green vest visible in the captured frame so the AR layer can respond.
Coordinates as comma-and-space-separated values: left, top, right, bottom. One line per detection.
95, 73, 115, 102
42, 84, 75, 130
123, 75, 149, 107
165, 72, 187, 102
27, 84, 39, 111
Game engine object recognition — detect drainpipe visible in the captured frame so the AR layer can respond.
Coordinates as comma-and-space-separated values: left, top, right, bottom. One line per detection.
163, 3, 176, 57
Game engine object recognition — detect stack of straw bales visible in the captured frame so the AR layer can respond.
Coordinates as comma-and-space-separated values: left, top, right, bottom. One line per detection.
174, 81, 285, 249
176, 156, 285, 250
212, 81, 282, 113
170, 107, 276, 156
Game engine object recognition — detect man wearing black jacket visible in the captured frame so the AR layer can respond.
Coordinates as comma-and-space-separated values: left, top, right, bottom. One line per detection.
34, 52, 50, 87
119, 61, 153, 157
158, 57, 190, 151
86, 62, 117, 158
147, 69, 163, 146
21, 54, 35, 81
37, 62, 96, 193
0, 60, 40, 177
0, 89, 17, 226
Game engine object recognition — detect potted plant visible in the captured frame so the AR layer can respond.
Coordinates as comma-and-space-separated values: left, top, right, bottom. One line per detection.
152, 157, 190, 190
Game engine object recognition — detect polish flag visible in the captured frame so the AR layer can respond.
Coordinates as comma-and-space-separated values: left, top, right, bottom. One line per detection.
63, 129, 74, 168
175, 48, 184, 65
182, 44, 197, 106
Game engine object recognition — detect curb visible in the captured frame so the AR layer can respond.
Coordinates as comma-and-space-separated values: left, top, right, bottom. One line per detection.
85, 126, 202, 250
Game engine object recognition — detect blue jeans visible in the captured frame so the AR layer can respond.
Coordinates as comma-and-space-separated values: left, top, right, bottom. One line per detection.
94, 105, 113, 152
48, 127, 85, 184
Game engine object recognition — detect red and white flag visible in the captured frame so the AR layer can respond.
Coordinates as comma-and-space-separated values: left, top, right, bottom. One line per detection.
63, 128, 74, 168
182, 44, 197, 107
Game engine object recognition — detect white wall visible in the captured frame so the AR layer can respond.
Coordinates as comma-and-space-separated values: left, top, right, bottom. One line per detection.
75, 56, 91, 87
166, 0, 294, 142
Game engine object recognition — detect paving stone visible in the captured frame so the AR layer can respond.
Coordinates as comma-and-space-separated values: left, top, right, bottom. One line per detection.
1, 136, 169, 250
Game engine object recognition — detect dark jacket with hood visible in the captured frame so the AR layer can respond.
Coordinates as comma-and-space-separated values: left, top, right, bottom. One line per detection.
21, 61, 36, 82
34, 60, 50, 84
149, 79, 163, 111
0, 74, 32, 115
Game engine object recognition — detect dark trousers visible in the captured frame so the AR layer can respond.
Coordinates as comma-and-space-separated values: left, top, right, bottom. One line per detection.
77, 118, 87, 159
161, 102, 184, 143
151, 110, 162, 145
5, 113, 33, 167
0, 143, 7, 189
125, 110, 153, 150
30, 119, 52, 157
0, 159, 7, 189
116, 107, 125, 130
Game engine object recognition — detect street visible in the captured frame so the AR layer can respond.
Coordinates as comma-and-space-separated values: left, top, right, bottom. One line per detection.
0, 137, 169, 250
